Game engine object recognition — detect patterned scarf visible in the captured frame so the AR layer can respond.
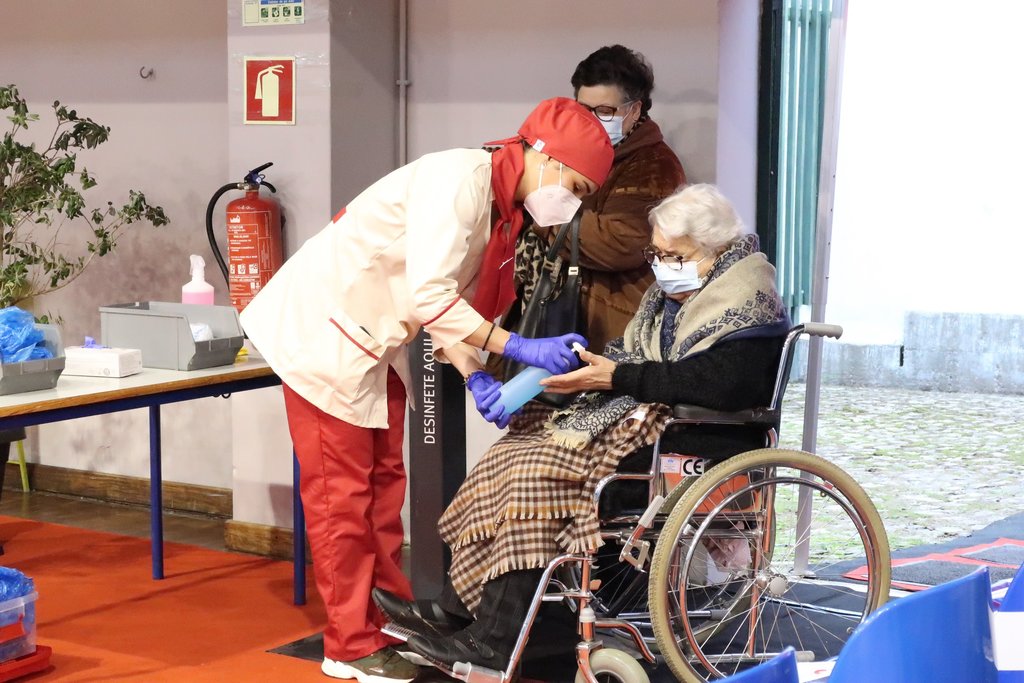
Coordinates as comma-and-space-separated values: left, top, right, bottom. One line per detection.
472, 143, 526, 320
548, 234, 785, 447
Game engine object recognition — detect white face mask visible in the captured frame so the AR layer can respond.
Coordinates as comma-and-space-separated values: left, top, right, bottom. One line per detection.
652, 257, 707, 294
601, 116, 625, 146
523, 162, 582, 227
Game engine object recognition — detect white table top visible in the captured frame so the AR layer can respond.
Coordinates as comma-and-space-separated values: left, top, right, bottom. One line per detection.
0, 356, 275, 418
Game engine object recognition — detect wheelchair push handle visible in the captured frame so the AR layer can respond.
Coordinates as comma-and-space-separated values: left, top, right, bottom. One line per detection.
801, 322, 843, 340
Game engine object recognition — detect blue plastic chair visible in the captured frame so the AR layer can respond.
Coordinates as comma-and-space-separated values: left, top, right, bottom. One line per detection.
717, 648, 798, 683
829, 567, 998, 683
1001, 562, 1024, 612
999, 563, 1024, 683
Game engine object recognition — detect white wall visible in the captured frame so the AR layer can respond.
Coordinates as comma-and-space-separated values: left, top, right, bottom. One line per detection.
827, 0, 1024, 344
406, 0, 719, 176
228, 0, 400, 528
224, 0, 335, 528
716, 0, 761, 230
1, 0, 233, 486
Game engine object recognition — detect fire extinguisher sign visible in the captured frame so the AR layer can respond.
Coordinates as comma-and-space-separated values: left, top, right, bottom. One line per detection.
244, 56, 295, 125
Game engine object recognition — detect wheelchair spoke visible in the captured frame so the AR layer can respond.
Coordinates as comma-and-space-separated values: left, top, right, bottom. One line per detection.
649, 450, 891, 682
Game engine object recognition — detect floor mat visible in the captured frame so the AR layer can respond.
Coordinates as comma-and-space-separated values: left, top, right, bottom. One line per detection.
845, 535, 1024, 591
0, 514, 327, 681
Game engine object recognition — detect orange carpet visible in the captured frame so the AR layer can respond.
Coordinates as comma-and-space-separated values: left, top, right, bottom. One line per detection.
0, 515, 329, 682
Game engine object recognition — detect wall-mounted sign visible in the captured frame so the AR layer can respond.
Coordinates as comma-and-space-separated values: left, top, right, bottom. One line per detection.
242, 0, 304, 27
244, 57, 296, 125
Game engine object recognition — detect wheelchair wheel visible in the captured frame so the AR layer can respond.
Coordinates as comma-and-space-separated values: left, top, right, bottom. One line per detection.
648, 448, 890, 682
575, 648, 650, 683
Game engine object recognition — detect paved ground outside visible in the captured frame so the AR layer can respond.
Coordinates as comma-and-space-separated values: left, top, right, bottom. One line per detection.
778, 383, 1024, 553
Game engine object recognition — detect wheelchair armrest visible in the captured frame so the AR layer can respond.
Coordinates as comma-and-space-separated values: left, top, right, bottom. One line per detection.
671, 404, 780, 429
594, 471, 653, 510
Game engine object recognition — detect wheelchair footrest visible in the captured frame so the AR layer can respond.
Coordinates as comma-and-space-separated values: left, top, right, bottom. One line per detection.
619, 494, 665, 569
450, 660, 507, 683
380, 621, 414, 642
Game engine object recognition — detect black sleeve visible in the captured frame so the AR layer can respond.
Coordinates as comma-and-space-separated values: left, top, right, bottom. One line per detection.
610, 336, 783, 410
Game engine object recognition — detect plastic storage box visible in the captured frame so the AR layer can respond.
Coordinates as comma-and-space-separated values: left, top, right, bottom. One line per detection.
0, 325, 64, 395
99, 302, 244, 371
0, 592, 37, 665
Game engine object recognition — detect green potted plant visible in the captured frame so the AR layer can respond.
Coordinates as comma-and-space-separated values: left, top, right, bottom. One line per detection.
1, 83, 168, 312
0, 83, 169, 492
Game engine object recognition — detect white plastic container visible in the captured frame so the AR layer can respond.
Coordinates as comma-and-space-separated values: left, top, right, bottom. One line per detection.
99, 302, 244, 371
0, 592, 38, 663
181, 254, 215, 306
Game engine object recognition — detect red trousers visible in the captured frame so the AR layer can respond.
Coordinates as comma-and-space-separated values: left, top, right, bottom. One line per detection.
282, 368, 412, 661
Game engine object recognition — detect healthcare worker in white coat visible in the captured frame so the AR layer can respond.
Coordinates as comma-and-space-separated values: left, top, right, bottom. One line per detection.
240, 97, 613, 683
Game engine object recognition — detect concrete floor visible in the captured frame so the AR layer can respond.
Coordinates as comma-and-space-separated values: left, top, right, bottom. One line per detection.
779, 383, 1024, 552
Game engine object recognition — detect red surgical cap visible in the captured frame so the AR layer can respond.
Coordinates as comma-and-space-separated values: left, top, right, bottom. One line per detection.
491, 97, 614, 187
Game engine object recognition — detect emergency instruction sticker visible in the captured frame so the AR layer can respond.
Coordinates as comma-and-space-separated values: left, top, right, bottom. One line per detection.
244, 57, 296, 125
661, 454, 708, 477
660, 454, 709, 491
242, 0, 304, 27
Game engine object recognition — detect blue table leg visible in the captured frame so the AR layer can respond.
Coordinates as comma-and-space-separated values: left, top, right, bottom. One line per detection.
293, 451, 306, 605
149, 405, 164, 580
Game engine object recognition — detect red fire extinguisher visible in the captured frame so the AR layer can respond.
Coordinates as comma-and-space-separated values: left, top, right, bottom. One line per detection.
206, 163, 284, 313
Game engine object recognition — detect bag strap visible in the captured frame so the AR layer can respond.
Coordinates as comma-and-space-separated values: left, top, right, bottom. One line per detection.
566, 211, 580, 275
542, 208, 582, 274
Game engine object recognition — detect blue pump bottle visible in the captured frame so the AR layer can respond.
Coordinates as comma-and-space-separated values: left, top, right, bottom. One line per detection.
496, 342, 586, 413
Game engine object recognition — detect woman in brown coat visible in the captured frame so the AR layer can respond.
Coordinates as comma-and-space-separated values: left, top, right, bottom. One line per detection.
495, 45, 687, 364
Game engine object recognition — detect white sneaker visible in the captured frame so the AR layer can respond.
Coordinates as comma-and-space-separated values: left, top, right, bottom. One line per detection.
321, 645, 419, 683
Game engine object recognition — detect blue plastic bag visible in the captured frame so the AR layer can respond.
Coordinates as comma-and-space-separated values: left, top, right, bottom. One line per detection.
0, 567, 35, 663
0, 306, 53, 364
0, 567, 34, 602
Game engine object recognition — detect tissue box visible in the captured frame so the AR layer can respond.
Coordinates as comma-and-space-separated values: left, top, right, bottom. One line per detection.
63, 346, 143, 378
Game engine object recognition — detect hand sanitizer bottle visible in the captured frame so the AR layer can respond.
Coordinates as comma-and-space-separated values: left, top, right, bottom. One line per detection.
181, 254, 215, 305
496, 343, 586, 413
496, 366, 552, 413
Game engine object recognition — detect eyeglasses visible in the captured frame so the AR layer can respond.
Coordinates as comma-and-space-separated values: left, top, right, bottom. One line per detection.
578, 100, 637, 122
642, 245, 696, 271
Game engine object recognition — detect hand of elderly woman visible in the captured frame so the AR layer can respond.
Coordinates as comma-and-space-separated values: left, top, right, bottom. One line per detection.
539, 349, 617, 393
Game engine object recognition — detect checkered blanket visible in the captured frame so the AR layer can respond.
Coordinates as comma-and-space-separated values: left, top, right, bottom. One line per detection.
440, 401, 670, 612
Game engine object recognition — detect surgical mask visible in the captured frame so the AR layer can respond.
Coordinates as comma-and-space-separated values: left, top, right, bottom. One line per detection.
652, 257, 706, 294
523, 162, 582, 227
601, 116, 625, 145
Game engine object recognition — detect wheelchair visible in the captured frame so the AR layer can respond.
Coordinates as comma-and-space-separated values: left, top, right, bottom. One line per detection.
387, 322, 892, 683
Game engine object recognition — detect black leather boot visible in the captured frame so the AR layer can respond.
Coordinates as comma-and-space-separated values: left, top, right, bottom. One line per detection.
407, 569, 543, 671
372, 587, 472, 637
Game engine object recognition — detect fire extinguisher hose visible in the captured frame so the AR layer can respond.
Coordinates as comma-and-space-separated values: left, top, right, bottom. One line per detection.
206, 183, 241, 286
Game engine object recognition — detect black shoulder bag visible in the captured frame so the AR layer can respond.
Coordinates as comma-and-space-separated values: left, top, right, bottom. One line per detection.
503, 211, 584, 408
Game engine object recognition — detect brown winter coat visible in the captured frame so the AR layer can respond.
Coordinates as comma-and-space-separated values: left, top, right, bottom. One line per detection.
532, 117, 685, 354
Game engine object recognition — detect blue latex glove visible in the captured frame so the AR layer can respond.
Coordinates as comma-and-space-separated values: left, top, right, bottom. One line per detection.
467, 371, 513, 429
503, 332, 587, 375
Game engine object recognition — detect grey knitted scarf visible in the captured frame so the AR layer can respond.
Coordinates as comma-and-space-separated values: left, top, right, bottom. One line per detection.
548, 234, 785, 448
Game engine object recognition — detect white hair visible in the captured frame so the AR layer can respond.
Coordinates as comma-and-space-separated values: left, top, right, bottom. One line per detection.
648, 183, 744, 251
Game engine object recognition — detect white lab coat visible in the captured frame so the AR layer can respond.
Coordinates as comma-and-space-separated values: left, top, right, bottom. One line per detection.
240, 148, 494, 428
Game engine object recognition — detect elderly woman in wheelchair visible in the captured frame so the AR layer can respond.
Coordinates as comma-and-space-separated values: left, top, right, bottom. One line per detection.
376, 184, 891, 683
